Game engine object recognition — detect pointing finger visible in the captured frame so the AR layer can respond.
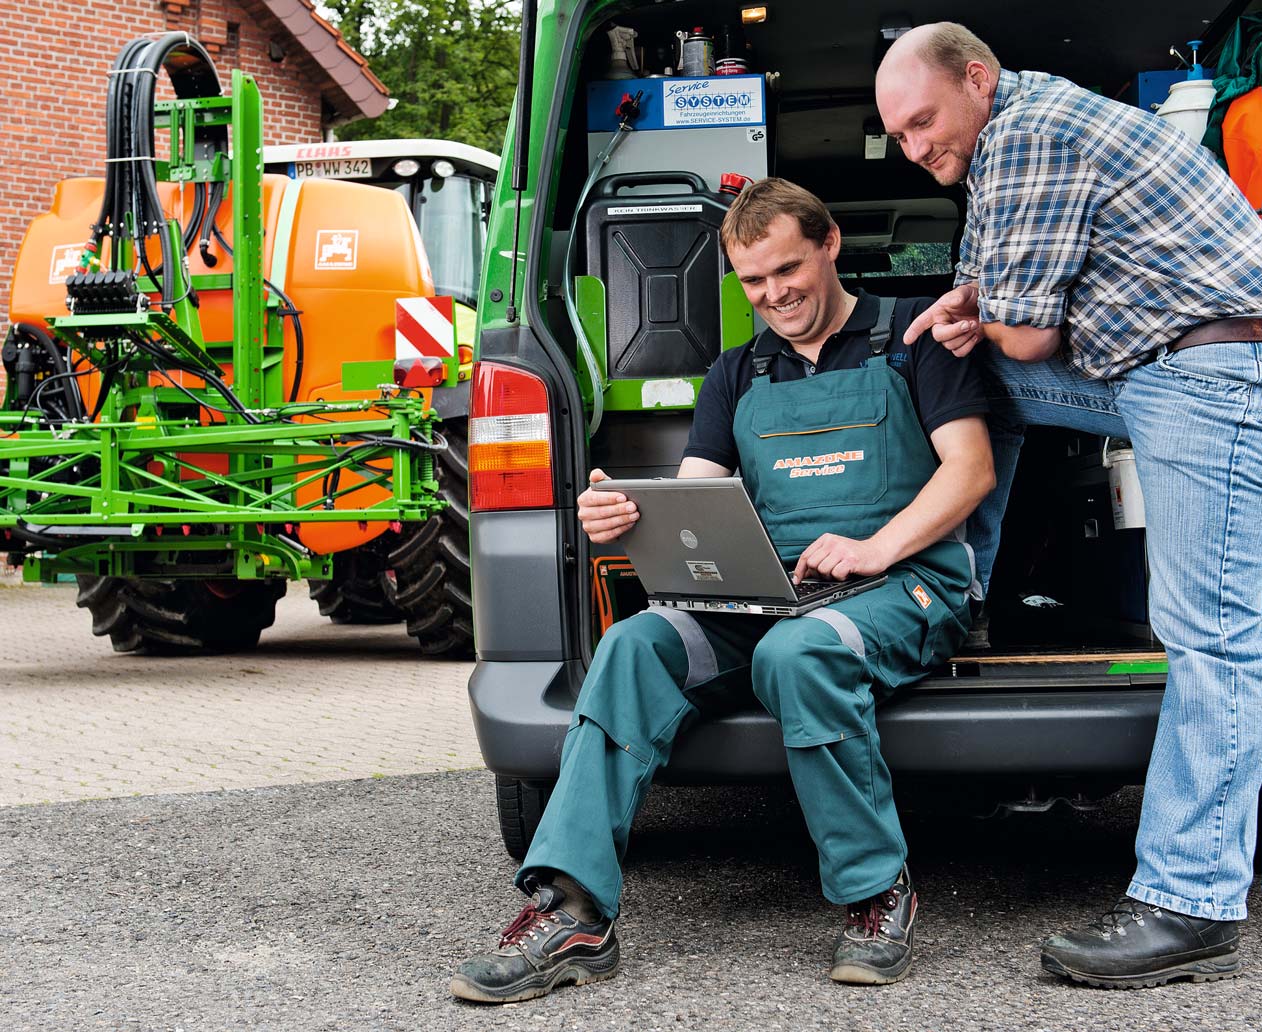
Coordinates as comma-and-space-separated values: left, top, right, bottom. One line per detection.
903, 303, 942, 345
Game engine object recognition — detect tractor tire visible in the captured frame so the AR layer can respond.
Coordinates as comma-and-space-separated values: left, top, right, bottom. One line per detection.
383, 419, 474, 657
307, 535, 404, 625
495, 775, 554, 861
75, 575, 286, 654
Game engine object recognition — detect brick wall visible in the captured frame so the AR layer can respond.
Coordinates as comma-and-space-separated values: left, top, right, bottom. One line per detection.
0, 0, 331, 372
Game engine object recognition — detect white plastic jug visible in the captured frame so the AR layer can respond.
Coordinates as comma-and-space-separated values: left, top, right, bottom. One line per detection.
1156, 79, 1217, 142
1102, 438, 1146, 530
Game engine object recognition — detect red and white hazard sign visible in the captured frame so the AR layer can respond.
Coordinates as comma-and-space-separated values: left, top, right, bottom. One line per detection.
395, 295, 456, 360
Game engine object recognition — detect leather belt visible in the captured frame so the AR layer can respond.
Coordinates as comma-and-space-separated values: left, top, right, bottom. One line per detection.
1167, 317, 1262, 354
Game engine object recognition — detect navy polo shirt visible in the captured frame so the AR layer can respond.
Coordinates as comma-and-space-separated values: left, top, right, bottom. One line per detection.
683, 290, 989, 471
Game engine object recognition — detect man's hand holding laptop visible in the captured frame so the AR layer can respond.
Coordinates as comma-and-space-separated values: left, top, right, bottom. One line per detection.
577, 468, 640, 544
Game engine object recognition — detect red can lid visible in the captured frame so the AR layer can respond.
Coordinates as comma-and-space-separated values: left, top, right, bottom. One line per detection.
719, 172, 754, 195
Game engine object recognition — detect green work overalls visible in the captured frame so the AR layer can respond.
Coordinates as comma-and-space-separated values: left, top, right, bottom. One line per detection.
519, 300, 976, 919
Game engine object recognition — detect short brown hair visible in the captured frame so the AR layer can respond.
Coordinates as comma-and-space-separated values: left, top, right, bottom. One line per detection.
915, 22, 1000, 81
719, 177, 835, 254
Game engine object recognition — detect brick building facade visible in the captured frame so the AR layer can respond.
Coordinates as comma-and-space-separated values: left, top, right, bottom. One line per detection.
0, 0, 388, 350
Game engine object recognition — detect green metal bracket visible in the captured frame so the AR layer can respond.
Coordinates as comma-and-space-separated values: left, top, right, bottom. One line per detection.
721, 271, 755, 350
574, 275, 607, 407
342, 361, 396, 393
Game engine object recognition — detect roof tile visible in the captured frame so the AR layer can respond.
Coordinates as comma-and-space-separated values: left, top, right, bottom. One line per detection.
253, 0, 389, 121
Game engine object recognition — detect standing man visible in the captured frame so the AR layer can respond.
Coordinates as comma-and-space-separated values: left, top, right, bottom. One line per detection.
450, 178, 993, 1003
877, 22, 1262, 989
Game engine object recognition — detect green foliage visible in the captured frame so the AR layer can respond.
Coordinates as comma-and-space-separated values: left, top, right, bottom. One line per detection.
324, 0, 519, 153
888, 243, 952, 277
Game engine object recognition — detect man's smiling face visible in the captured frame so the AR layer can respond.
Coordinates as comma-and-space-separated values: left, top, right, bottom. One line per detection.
727, 213, 843, 348
876, 56, 993, 186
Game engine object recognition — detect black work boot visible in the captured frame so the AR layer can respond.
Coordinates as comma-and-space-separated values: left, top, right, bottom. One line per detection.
1041, 897, 1241, 989
830, 865, 917, 985
451, 878, 619, 1003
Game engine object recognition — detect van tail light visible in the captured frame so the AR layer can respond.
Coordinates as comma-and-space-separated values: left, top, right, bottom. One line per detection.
469, 361, 554, 510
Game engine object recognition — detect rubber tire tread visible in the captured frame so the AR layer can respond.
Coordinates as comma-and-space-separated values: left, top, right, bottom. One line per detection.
495, 774, 554, 862
75, 575, 286, 654
307, 533, 403, 625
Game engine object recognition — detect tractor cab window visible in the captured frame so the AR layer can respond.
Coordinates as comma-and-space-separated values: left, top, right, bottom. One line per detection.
413, 174, 491, 309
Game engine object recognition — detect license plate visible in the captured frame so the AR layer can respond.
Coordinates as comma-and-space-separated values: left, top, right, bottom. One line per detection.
289, 158, 373, 180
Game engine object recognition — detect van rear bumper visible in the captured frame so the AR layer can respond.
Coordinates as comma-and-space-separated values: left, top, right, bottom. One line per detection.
468, 659, 1162, 781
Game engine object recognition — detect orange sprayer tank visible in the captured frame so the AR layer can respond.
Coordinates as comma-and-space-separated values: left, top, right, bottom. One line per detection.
7, 174, 436, 554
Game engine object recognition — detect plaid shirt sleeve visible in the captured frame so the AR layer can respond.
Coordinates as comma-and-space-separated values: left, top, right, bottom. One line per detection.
958, 129, 1100, 329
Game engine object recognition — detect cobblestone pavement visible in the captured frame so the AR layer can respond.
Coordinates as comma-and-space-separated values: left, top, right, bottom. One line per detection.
0, 581, 481, 806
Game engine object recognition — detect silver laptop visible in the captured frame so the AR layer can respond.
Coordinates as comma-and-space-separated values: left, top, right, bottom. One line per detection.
593, 477, 886, 616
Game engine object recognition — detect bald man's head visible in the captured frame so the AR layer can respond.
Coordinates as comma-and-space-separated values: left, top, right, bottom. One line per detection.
875, 23, 999, 185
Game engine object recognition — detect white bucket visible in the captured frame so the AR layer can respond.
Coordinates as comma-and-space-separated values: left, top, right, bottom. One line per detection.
1102, 440, 1146, 530
1156, 79, 1217, 142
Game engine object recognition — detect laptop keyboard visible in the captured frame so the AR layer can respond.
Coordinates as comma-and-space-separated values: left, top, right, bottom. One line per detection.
795, 578, 836, 598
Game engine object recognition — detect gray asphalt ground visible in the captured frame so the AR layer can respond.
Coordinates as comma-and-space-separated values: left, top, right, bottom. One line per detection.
1, 582, 1259, 1030
3, 776, 1260, 1031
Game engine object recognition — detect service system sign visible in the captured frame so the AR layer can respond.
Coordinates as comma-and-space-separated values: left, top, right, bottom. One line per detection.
661, 76, 765, 128
586, 74, 766, 132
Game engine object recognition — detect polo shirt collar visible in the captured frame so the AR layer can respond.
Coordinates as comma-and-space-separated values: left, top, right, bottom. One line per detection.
751, 290, 878, 363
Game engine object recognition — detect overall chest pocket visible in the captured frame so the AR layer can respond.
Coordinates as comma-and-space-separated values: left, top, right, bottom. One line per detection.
750, 391, 889, 513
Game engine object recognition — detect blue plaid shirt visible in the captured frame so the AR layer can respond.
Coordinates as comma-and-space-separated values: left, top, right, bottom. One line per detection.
957, 69, 1262, 379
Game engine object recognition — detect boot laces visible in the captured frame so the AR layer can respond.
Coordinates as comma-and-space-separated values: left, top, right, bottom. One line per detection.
1090, 898, 1157, 937
498, 902, 555, 948
846, 890, 899, 938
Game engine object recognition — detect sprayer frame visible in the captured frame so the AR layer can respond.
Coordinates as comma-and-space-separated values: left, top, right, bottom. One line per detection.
0, 68, 447, 584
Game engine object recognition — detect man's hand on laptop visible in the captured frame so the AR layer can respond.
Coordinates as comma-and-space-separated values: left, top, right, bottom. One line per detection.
578, 469, 640, 544
793, 533, 891, 584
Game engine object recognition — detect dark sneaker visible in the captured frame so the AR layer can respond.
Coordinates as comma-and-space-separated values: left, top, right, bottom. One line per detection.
830, 865, 917, 985
963, 599, 990, 651
1041, 897, 1241, 989
451, 883, 619, 1003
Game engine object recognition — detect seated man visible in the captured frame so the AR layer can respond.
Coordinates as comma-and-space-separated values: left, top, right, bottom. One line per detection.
451, 177, 994, 1003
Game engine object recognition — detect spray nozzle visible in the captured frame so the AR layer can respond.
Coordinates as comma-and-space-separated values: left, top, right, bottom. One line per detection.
1169, 39, 1207, 80
606, 25, 639, 77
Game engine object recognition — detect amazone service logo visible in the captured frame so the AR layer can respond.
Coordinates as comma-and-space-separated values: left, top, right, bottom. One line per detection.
773, 450, 864, 479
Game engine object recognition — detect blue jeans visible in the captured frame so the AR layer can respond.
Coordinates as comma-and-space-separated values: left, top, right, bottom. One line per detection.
968, 347, 1128, 593
976, 341, 1262, 920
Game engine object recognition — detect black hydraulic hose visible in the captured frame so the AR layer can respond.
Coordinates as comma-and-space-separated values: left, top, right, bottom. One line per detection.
187, 182, 206, 251
92, 35, 222, 296
91, 348, 119, 421
7, 524, 72, 551
127, 332, 260, 425
270, 281, 305, 404
13, 322, 86, 421
93, 37, 150, 253
199, 181, 224, 266
204, 223, 304, 404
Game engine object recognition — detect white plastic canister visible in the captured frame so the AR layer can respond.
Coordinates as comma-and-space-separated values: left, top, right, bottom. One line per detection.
1102, 438, 1147, 530
1155, 79, 1218, 142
